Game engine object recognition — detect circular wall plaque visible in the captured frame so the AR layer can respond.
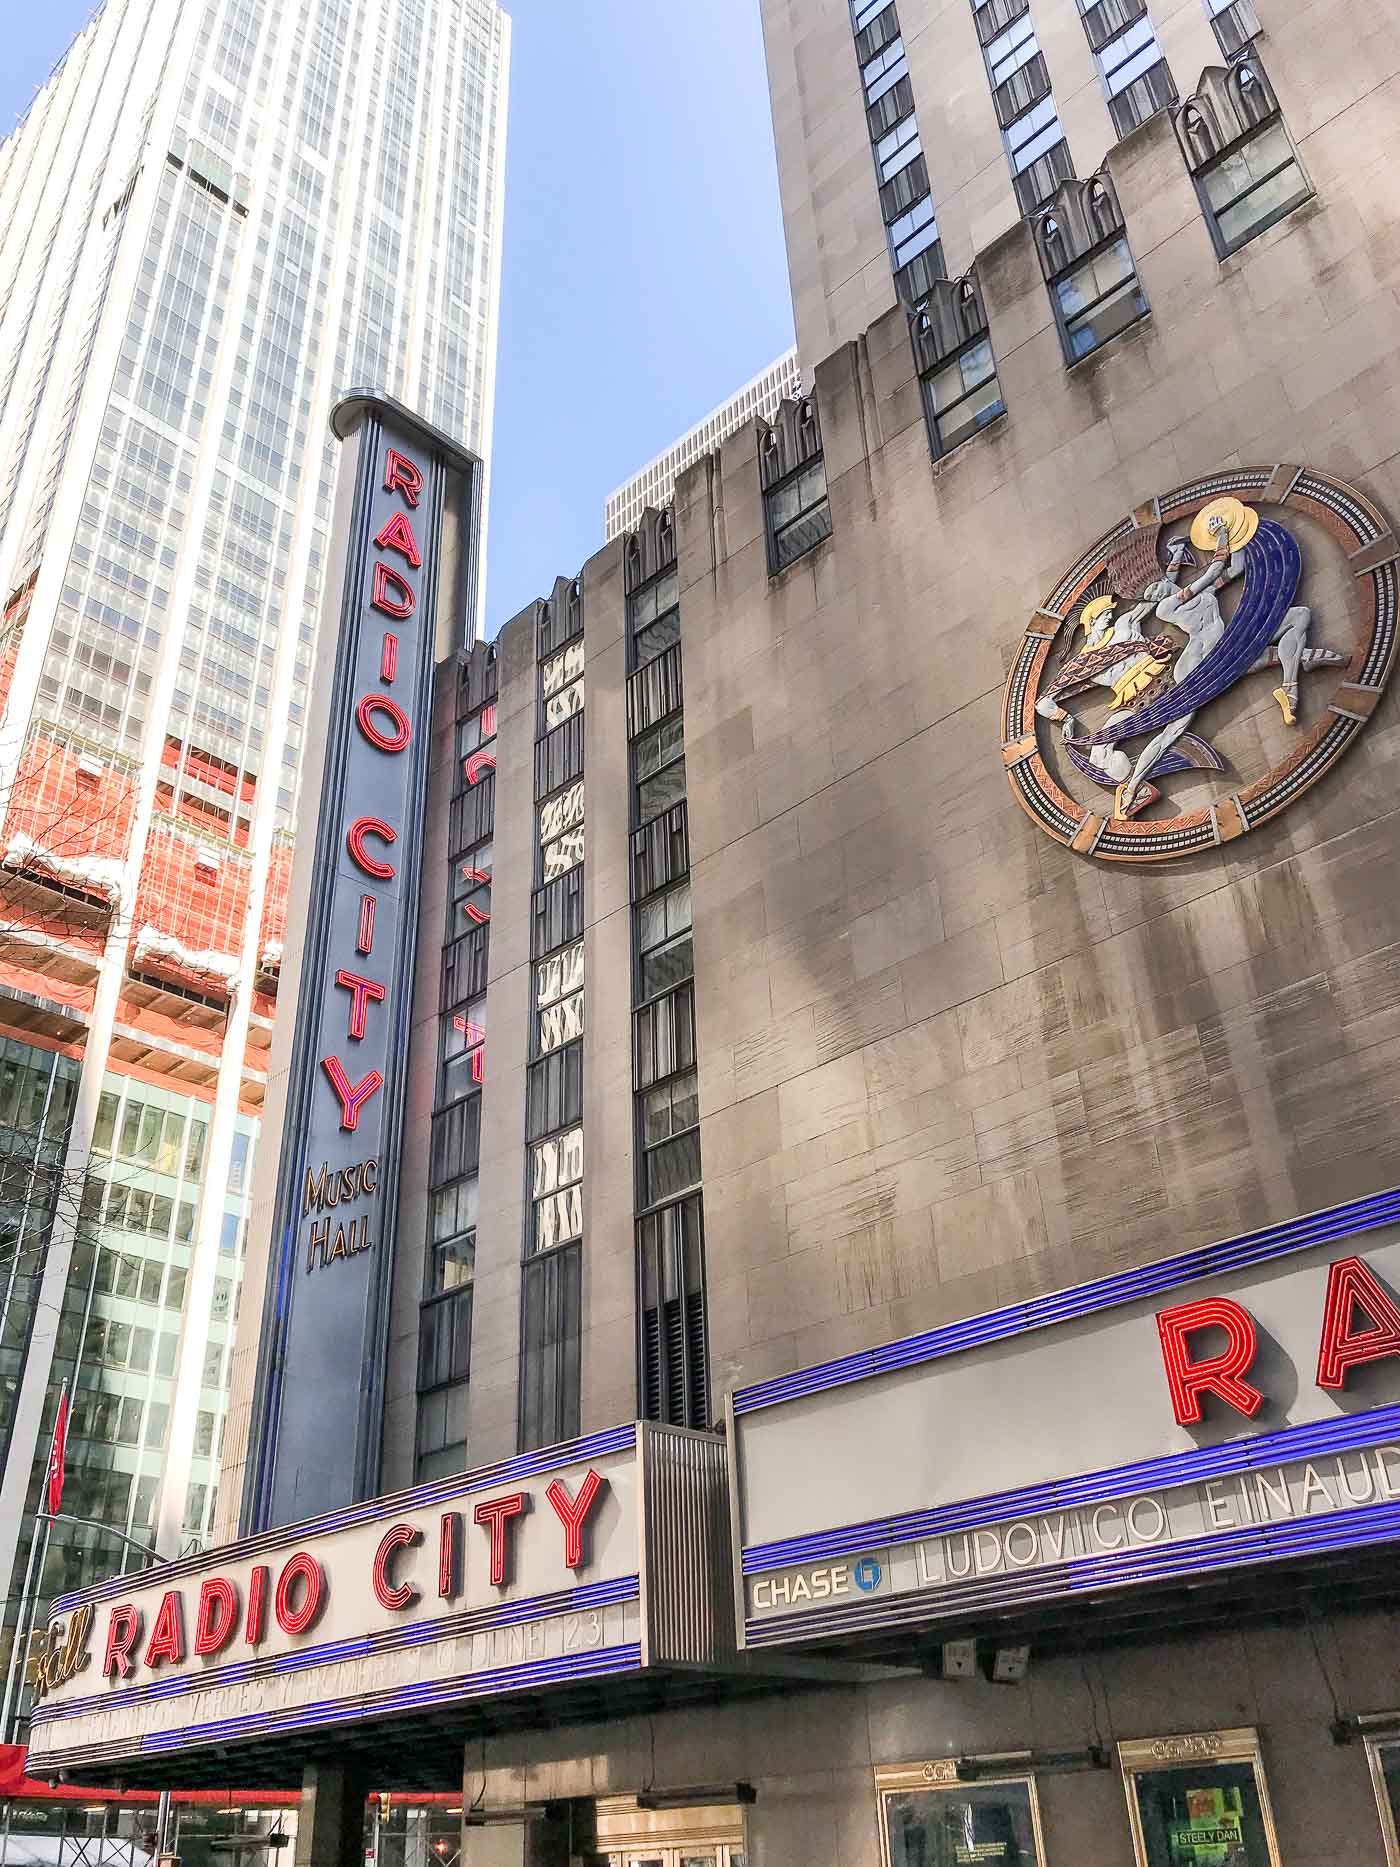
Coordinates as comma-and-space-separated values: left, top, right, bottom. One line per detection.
1001, 466, 1397, 862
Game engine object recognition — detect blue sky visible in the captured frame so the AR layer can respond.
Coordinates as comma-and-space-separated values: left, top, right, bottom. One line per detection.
1, 0, 795, 635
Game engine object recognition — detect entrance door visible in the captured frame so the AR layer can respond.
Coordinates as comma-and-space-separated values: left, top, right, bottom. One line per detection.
620, 1851, 742, 1867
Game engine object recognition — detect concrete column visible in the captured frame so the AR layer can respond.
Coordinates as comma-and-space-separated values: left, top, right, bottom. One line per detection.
294, 1764, 368, 1867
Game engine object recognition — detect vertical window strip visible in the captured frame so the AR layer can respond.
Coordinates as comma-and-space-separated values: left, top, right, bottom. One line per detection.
518, 593, 586, 1452
846, 2, 943, 301
624, 537, 710, 1431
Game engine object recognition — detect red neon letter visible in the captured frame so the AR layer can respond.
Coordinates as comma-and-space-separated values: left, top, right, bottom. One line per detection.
439, 1512, 463, 1601
103, 1604, 141, 1679
474, 1492, 529, 1588
347, 816, 397, 880
275, 1553, 326, 1636
1157, 1298, 1264, 1425
321, 1056, 384, 1131
372, 1524, 422, 1611
194, 1578, 239, 1657
357, 693, 412, 753
384, 449, 422, 507
381, 633, 399, 682
464, 750, 495, 786
372, 563, 415, 620
375, 511, 422, 569
334, 969, 386, 1040
546, 1469, 607, 1570
144, 1591, 185, 1668
1317, 1256, 1400, 1390
357, 894, 377, 954
245, 1565, 269, 1647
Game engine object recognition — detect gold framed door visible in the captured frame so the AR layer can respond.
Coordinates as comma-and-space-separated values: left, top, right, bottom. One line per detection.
1118, 1728, 1282, 1867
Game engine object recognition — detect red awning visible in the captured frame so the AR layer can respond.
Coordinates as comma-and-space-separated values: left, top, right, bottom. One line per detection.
0, 1748, 291, 1806
1, 1751, 461, 1809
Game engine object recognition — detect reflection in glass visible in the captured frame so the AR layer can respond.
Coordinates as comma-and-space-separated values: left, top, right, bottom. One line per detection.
884, 1779, 1043, 1867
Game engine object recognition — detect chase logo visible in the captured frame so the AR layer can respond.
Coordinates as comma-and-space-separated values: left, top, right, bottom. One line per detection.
853, 1556, 882, 1593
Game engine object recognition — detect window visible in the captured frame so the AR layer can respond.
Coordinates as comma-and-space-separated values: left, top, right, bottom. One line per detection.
431, 1096, 481, 1185
531, 867, 584, 958
889, 193, 939, 267
1007, 95, 1064, 172
636, 881, 693, 1002
441, 997, 485, 1102
632, 799, 689, 899
922, 333, 1006, 454
1119, 1730, 1281, 1867
535, 713, 583, 799
862, 35, 908, 103
852, 0, 888, 27
635, 716, 686, 825
875, 115, 922, 180
877, 1764, 1047, 1867
629, 568, 680, 669
764, 456, 833, 573
416, 1284, 472, 1481
1196, 114, 1310, 256
1051, 234, 1148, 359
429, 1234, 475, 1295
985, 12, 1038, 84
635, 983, 696, 1090
640, 1069, 700, 1208
518, 1241, 581, 1451
527, 1041, 583, 1140
637, 1194, 708, 1429
430, 1175, 477, 1255
1100, 14, 1158, 91
448, 843, 491, 939
530, 1124, 583, 1253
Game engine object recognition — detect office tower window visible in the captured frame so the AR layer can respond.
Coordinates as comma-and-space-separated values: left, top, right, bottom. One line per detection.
912, 274, 1008, 457
1203, 0, 1261, 58
1035, 174, 1149, 362
635, 717, 687, 825
519, 1244, 582, 1451
636, 882, 694, 1003
761, 399, 833, 575
630, 567, 680, 669
637, 1195, 709, 1430
1176, 61, 1311, 257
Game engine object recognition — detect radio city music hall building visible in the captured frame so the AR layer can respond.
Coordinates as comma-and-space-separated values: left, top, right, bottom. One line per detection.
19, 0, 1400, 1853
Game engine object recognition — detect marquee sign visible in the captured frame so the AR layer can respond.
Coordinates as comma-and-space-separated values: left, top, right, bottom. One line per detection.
728, 1188, 1400, 1650
243, 397, 481, 1532
1002, 465, 1398, 862
26, 1424, 733, 1785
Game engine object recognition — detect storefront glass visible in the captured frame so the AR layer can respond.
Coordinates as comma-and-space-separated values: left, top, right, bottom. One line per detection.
1120, 1733, 1279, 1867
877, 1767, 1044, 1867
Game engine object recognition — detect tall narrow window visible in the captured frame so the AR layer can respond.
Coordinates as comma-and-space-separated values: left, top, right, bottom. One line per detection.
911, 273, 1006, 458
1035, 173, 1148, 363
760, 398, 833, 575
637, 1195, 709, 1429
1176, 62, 1310, 258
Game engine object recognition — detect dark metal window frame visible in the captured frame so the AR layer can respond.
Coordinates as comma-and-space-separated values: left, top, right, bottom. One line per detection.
1048, 230, 1150, 363
920, 329, 1008, 458
1193, 111, 1312, 259
638, 1067, 701, 1213
633, 713, 687, 829
634, 878, 694, 1009
762, 450, 833, 575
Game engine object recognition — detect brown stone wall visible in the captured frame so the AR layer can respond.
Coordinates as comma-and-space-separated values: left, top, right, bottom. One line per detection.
677, 8, 1400, 1403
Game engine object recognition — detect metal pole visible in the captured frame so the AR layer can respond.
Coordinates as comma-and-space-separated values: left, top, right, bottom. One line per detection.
0, 1508, 46, 1740
156, 1793, 173, 1858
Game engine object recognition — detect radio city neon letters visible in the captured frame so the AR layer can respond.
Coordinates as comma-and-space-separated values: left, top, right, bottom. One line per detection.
318, 444, 425, 1134
93, 1475, 607, 1682
1157, 1252, 1400, 1424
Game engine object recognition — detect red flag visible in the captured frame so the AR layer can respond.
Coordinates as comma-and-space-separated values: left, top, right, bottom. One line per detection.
45, 1388, 68, 1517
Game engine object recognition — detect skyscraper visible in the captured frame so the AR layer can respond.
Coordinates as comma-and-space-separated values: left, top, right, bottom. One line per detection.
0, 0, 508, 1724
603, 349, 802, 541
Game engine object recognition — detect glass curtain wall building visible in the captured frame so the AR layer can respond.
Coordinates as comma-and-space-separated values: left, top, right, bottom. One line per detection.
0, 0, 509, 1734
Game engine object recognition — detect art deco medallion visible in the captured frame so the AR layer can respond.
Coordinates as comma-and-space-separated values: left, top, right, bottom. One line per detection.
1002, 465, 1398, 862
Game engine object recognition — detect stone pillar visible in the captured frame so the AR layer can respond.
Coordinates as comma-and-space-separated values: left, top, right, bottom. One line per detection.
294, 1763, 368, 1867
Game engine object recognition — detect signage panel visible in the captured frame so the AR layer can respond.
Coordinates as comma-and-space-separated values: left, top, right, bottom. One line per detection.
243, 398, 480, 1531
27, 1423, 733, 1783
729, 1191, 1400, 1647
